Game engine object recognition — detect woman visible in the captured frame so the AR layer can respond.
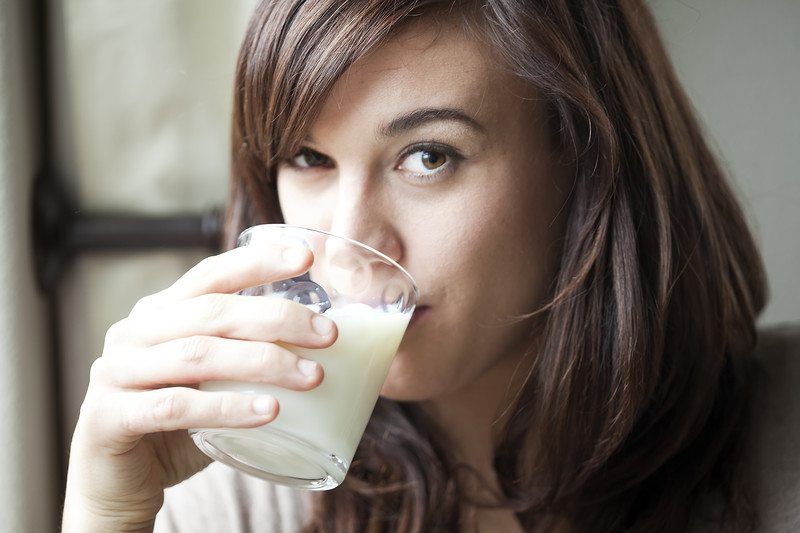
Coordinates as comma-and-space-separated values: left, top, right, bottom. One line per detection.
62, 1, 768, 531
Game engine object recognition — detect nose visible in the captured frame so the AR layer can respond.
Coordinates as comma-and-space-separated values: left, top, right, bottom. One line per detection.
327, 173, 403, 264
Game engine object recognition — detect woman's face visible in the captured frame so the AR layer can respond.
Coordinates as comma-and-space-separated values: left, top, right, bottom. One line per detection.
276, 21, 569, 402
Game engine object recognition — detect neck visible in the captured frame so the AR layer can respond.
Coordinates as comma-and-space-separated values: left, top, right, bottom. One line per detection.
417, 341, 536, 503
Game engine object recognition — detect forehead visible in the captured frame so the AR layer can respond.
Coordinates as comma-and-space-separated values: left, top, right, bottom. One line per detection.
312, 20, 533, 134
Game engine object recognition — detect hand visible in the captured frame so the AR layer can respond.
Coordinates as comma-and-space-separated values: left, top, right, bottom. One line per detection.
61, 244, 338, 531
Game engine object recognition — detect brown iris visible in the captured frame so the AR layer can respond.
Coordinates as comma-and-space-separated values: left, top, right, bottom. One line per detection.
421, 150, 446, 170
296, 148, 329, 167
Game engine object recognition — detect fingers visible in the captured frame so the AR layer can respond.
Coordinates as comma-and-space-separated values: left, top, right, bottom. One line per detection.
91, 336, 323, 391
135, 244, 313, 309
80, 387, 280, 449
107, 294, 338, 348
80, 244, 331, 454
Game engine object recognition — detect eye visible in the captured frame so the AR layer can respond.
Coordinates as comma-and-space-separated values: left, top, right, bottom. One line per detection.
288, 147, 332, 169
397, 145, 458, 178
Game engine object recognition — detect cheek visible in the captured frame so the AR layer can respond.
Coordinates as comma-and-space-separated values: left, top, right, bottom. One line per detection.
414, 181, 531, 296
382, 166, 566, 399
276, 176, 335, 229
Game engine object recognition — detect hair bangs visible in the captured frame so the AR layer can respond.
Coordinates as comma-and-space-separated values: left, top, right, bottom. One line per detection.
237, 0, 449, 171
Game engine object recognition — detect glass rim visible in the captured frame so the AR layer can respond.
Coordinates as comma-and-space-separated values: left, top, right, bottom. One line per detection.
238, 223, 420, 302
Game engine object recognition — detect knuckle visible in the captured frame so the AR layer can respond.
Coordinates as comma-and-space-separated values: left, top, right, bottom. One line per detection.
267, 297, 292, 325
253, 254, 280, 284
256, 343, 283, 373
103, 319, 127, 350
192, 255, 218, 280
198, 293, 227, 323
179, 336, 212, 367
214, 394, 238, 420
119, 408, 143, 436
129, 294, 159, 317
88, 356, 108, 384
241, 254, 266, 279
77, 399, 109, 439
78, 393, 103, 426
150, 391, 186, 424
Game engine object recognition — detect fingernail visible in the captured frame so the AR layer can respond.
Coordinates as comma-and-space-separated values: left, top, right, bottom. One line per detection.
312, 314, 334, 337
282, 246, 307, 267
252, 396, 275, 416
298, 359, 318, 377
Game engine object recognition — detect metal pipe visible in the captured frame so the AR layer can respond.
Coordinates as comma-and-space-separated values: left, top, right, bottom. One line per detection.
67, 211, 221, 251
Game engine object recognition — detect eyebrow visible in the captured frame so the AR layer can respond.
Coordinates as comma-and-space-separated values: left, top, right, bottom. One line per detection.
302, 107, 486, 145
378, 107, 486, 138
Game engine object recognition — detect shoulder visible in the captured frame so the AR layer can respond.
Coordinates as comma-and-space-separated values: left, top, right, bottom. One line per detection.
153, 460, 314, 533
688, 323, 800, 533
746, 322, 800, 531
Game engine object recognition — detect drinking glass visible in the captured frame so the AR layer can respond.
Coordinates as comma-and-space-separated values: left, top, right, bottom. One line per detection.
189, 224, 418, 490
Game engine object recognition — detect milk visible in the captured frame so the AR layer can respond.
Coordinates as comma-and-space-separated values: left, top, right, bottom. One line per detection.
194, 300, 411, 487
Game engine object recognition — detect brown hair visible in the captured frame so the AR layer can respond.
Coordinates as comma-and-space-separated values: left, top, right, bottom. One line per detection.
225, 1, 768, 531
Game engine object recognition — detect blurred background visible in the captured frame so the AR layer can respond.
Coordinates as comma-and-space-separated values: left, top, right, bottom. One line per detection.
1, 0, 798, 530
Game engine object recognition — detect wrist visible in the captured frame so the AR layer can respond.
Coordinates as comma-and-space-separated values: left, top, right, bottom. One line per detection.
62, 492, 157, 533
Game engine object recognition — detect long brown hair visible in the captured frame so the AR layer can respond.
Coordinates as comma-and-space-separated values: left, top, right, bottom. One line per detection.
224, 1, 768, 531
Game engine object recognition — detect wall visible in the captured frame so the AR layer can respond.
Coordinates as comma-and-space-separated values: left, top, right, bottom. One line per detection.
52, 0, 257, 455
0, 0, 58, 531
651, 0, 800, 325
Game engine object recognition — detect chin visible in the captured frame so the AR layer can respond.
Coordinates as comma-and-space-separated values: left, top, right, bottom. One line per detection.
378, 352, 447, 402
379, 381, 432, 402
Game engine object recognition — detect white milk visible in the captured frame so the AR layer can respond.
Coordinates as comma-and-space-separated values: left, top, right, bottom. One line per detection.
196, 300, 411, 485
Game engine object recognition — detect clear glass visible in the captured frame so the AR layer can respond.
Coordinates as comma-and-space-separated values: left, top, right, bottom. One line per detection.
188, 224, 418, 490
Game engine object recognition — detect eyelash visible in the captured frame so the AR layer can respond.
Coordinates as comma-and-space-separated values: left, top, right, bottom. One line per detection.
397, 142, 461, 181
283, 142, 462, 182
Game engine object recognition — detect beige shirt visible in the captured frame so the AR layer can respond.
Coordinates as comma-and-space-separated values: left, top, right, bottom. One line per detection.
154, 323, 800, 532
154, 460, 313, 532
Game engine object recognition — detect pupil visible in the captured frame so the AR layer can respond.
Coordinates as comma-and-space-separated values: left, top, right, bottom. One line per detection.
306, 150, 325, 165
422, 151, 443, 169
